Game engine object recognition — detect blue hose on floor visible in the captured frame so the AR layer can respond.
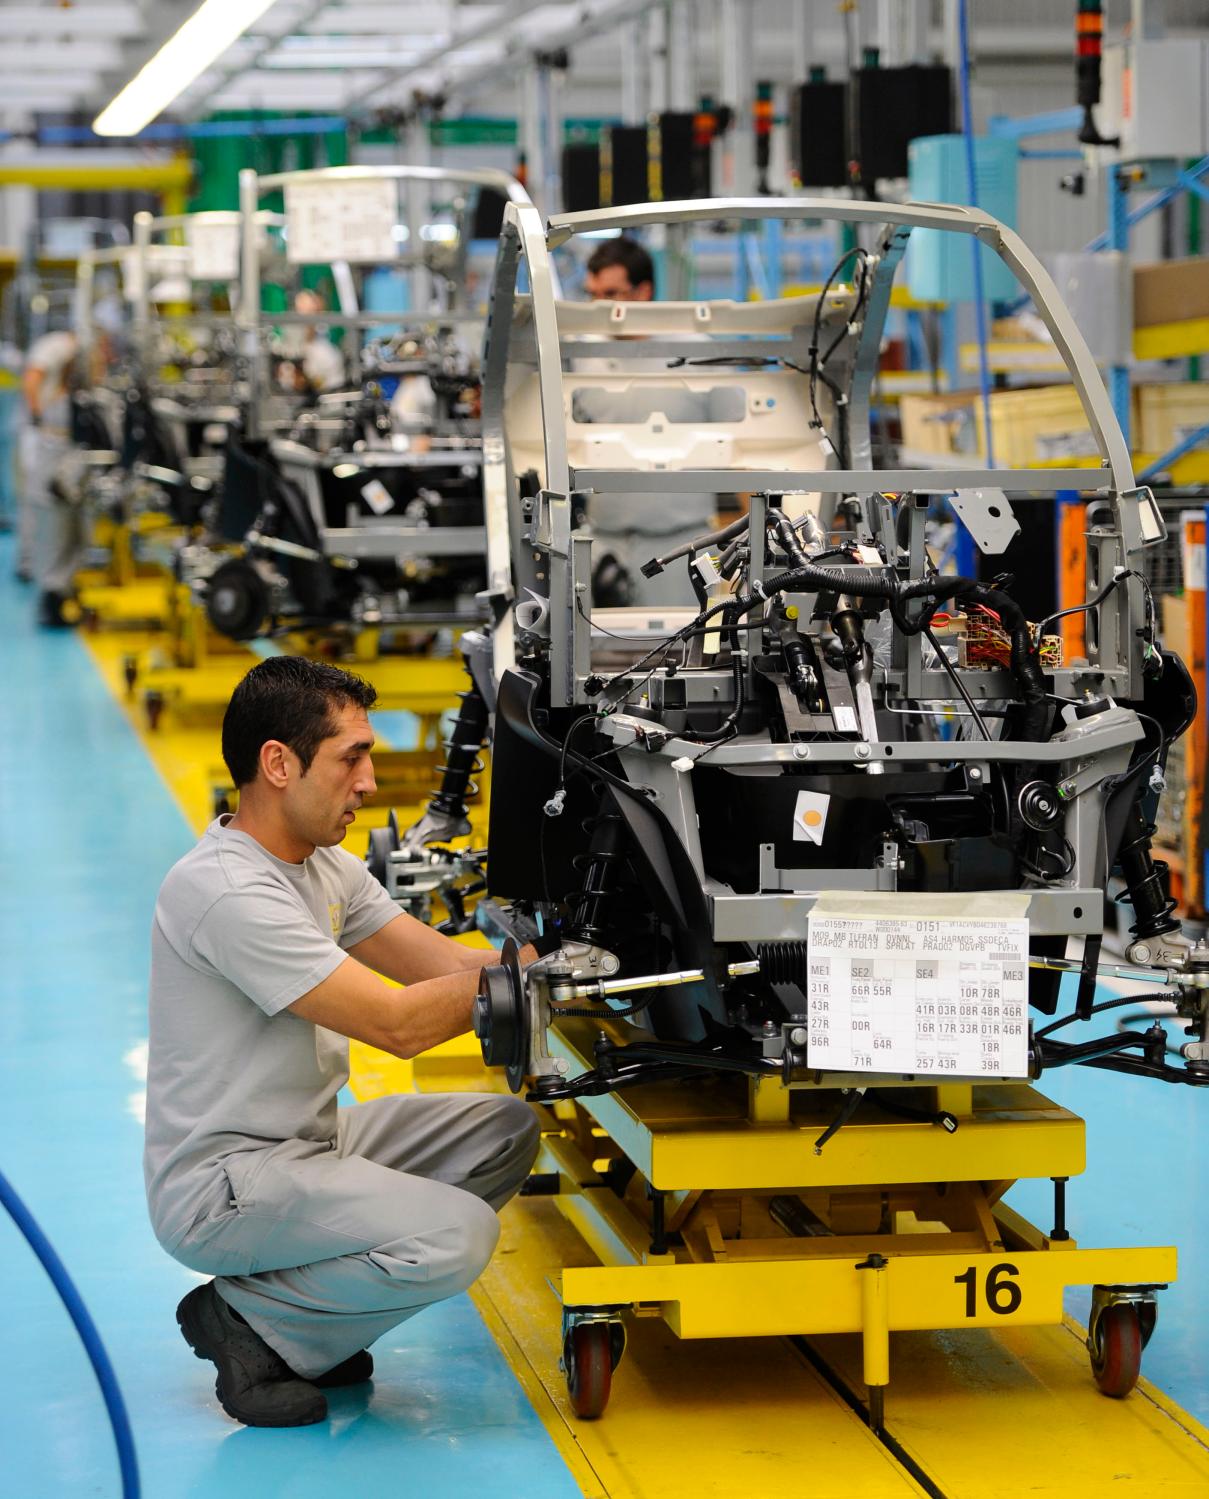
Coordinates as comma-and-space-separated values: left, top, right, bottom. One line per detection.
0, 1168, 140, 1499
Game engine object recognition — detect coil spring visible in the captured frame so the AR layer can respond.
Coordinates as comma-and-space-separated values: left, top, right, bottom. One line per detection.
1115, 814, 1180, 939
566, 810, 626, 945
756, 941, 810, 988
429, 689, 488, 818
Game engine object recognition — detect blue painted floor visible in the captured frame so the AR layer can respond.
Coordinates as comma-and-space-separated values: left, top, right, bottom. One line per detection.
0, 541, 580, 1499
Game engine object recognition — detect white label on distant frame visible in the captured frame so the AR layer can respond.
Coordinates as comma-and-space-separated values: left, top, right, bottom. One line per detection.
284, 178, 398, 265
806, 894, 1029, 1078
186, 220, 240, 281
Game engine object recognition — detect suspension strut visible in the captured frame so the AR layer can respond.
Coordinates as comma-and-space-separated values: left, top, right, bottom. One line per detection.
426, 684, 489, 828
1116, 800, 1181, 942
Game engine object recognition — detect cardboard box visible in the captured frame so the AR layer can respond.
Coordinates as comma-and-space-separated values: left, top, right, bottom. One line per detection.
899, 391, 982, 458
988, 385, 1100, 466
1136, 381, 1209, 456
901, 385, 1138, 467
1161, 591, 1190, 660
1132, 257, 1209, 329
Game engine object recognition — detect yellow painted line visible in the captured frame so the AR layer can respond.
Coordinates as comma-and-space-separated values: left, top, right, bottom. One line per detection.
808, 1319, 1209, 1495
84, 623, 234, 830
470, 1196, 927, 1499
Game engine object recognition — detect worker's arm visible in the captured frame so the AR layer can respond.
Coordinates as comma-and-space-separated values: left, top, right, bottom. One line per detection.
288, 954, 482, 1059
347, 909, 489, 985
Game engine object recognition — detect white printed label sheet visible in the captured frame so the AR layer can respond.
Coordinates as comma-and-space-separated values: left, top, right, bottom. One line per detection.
284, 177, 398, 265
805, 892, 1030, 1078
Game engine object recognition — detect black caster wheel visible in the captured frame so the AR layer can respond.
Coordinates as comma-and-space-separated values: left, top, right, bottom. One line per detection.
145, 689, 165, 732
564, 1322, 613, 1419
1090, 1302, 1143, 1398
123, 655, 139, 695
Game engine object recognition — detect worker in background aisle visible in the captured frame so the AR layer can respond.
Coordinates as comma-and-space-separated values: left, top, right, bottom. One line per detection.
0, 344, 22, 554
584, 234, 656, 302
20, 327, 82, 625
146, 657, 540, 1428
278, 289, 345, 394
578, 235, 714, 608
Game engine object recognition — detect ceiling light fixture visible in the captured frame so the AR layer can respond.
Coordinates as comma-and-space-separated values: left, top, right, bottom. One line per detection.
93, 0, 280, 137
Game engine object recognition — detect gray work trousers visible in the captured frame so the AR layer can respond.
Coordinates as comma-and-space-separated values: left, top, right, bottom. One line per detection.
15, 424, 40, 577
25, 427, 84, 594
173, 1091, 541, 1379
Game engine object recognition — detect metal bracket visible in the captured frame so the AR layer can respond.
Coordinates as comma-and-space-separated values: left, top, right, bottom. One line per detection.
948, 487, 1021, 555
758, 843, 896, 893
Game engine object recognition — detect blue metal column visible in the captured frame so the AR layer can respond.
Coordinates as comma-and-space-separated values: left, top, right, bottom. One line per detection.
955, 0, 989, 579
957, 0, 995, 474
1108, 163, 1132, 446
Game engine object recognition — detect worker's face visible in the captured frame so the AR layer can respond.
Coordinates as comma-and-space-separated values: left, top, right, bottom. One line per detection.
284, 703, 378, 848
585, 264, 654, 302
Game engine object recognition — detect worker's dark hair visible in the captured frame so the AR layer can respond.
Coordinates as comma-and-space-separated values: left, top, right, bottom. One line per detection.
586, 235, 654, 292
221, 656, 377, 787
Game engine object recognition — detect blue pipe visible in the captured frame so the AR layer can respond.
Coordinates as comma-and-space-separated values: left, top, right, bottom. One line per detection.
1, 116, 349, 147
1139, 420, 1209, 482
987, 106, 1083, 141
957, 0, 995, 477
0, 1169, 140, 1499
1085, 155, 1209, 251
1106, 164, 1132, 444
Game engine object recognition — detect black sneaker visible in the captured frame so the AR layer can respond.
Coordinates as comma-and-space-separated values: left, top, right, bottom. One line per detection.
309, 1350, 374, 1388
176, 1282, 327, 1428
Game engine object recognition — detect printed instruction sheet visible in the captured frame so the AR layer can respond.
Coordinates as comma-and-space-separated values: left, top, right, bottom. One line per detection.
806, 891, 1030, 1077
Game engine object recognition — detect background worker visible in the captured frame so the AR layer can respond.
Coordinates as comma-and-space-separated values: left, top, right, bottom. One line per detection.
146, 656, 540, 1428
20, 326, 83, 624
584, 235, 655, 302
277, 288, 346, 393
577, 235, 715, 608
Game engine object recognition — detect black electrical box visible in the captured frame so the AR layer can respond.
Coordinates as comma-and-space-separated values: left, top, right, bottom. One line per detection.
651, 110, 699, 200
849, 64, 953, 183
561, 142, 601, 213
789, 79, 849, 188
602, 124, 649, 206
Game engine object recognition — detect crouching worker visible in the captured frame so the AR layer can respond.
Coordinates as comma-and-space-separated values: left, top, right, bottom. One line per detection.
145, 656, 540, 1427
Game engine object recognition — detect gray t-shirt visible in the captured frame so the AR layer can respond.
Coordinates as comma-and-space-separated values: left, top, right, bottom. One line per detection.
144, 815, 399, 1252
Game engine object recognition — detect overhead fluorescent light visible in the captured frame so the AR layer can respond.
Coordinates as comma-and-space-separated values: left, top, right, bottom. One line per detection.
93, 0, 280, 137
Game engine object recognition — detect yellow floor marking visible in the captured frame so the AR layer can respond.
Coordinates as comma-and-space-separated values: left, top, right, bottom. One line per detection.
808, 1321, 1209, 1496
84, 624, 236, 830
86, 613, 1209, 1499
471, 1196, 926, 1499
